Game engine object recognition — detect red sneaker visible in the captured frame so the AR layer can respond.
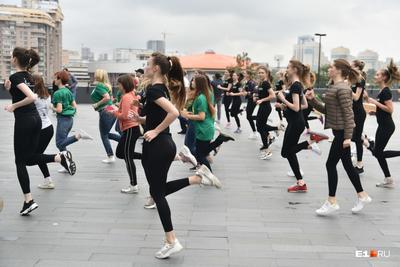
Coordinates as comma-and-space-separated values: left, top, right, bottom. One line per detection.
310, 132, 329, 143
288, 183, 308, 193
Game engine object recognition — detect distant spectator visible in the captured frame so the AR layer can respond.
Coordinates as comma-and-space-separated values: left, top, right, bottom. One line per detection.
63, 68, 78, 100
211, 73, 223, 123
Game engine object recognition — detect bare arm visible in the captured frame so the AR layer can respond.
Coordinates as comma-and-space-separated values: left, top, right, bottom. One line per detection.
352, 87, 363, 101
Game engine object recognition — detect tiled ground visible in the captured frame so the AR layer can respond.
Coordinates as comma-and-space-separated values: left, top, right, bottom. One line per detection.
0, 100, 399, 267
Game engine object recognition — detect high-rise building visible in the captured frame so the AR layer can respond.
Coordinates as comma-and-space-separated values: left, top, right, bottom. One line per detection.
0, 1, 63, 82
331, 46, 354, 62
81, 46, 94, 62
113, 48, 153, 62
147, 40, 165, 54
293, 35, 329, 71
357, 50, 379, 71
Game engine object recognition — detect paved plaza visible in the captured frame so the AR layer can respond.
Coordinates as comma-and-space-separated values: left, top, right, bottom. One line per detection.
0, 100, 400, 267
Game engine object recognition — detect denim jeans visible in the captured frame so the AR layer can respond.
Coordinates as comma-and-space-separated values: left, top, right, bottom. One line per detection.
56, 115, 78, 152
184, 120, 196, 155
99, 109, 121, 156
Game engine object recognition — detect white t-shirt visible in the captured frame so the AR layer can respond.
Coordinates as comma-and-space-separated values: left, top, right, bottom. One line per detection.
34, 97, 52, 129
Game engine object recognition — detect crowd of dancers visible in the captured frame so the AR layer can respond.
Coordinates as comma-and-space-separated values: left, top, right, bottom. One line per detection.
3, 46, 400, 259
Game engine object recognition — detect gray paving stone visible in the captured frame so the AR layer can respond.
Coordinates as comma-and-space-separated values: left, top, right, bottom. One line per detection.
1, 101, 400, 266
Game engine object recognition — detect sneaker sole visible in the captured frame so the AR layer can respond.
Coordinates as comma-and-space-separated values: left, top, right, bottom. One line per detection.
144, 205, 156, 209
20, 203, 38, 216
155, 244, 183, 259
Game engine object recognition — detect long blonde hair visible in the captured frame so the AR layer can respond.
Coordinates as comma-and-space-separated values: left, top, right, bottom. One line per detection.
94, 69, 112, 91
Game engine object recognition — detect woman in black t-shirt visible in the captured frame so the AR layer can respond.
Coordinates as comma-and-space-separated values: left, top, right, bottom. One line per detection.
243, 70, 257, 138
351, 60, 367, 174
364, 60, 400, 188
4, 47, 75, 216
132, 53, 223, 259
302, 72, 324, 133
254, 66, 280, 160
218, 69, 233, 128
227, 72, 244, 133
276, 60, 324, 193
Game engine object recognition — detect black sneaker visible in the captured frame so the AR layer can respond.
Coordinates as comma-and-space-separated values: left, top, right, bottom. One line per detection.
20, 200, 38, 216
177, 130, 186, 135
60, 151, 76, 175
218, 132, 235, 142
355, 166, 364, 175
213, 146, 221, 156
259, 145, 269, 151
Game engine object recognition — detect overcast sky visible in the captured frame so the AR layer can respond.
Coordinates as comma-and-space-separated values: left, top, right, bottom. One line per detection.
3, 0, 400, 65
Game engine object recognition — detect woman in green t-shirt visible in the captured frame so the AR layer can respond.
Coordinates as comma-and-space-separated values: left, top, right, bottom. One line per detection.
91, 69, 121, 163
181, 74, 235, 172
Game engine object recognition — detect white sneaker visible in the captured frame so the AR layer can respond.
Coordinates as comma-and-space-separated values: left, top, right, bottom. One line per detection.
102, 156, 116, 164
234, 128, 242, 134
78, 129, 93, 140
196, 164, 222, 189
38, 180, 55, 189
224, 122, 231, 129
351, 196, 372, 213
287, 169, 305, 177
144, 197, 156, 209
155, 239, 183, 259
121, 185, 139, 194
206, 155, 213, 164
248, 132, 257, 140
376, 177, 395, 188
310, 143, 322, 155
260, 149, 272, 160
58, 168, 69, 173
214, 123, 222, 133
316, 200, 340, 216
178, 146, 198, 167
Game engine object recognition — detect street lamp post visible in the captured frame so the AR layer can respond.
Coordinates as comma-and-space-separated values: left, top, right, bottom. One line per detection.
315, 33, 326, 88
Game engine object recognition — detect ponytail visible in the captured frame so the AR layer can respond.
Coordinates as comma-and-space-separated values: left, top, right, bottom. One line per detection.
353, 60, 367, 80
333, 59, 360, 84
12, 47, 40, 71
383, 59, 400, 86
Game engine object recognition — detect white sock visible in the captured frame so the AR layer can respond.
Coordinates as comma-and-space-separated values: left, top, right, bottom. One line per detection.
44, 177, 52, 183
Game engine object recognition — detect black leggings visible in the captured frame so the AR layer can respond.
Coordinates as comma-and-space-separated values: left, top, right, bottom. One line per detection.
36, 125, 54, 178
326, 130, 364, 197
230, 98, 242, 128
351, 108, 366, 162
281, 118, 308, 180
141, 134, 190, 232
246, 99, 257, 132
369, 120, 400, 177
303, 108, 319, 129
256, 104, 278, 148
116, 127, 142, 186
223, 95, 232, 123
14, 115, 56, 194
195, 136, 225, 172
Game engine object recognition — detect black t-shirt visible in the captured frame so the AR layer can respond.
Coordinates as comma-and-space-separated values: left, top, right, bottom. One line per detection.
9, 71, 38, 117
257, 81, 271, 104
275, 80, 284, 91
351, 79, 366, 111
231, 82, 242, 104
244, 80, 256, 100
376, 87, 392, 125
223, 78, 233, 97
142, 84, 170, 134
284, 81, 303, 120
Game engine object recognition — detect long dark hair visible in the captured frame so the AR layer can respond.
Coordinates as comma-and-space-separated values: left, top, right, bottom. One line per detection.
151, 52, 186, 110
12, 47, 40, 71
32, 74, 49, 99
194, 74, 215, 118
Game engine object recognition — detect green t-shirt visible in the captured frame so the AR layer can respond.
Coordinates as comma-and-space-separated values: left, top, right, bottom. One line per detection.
52, 87, 76, 116
91, 82, 112, 111
193, 93, 215, 141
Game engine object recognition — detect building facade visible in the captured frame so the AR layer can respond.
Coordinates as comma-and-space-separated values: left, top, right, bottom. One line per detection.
0, 1, 63, 82
357, 50, 379, 71
146, 40, 165, 54
293, 35, 329, 71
